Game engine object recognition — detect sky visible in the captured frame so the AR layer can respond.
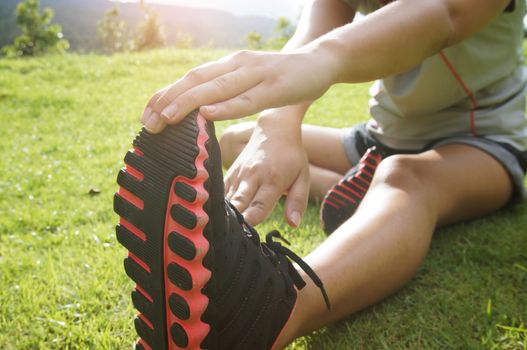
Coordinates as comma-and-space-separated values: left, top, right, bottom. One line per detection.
113, 0, 308, 20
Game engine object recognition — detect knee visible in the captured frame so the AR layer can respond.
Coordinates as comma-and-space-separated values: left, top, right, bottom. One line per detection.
373, 154, 428, 195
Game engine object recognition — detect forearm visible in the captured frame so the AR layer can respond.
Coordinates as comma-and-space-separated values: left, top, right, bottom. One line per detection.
303, 0, 510, 83
260, 0, 356, 126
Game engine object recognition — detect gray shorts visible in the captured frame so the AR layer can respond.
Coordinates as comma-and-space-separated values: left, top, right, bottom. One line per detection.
342, 124, 527, 201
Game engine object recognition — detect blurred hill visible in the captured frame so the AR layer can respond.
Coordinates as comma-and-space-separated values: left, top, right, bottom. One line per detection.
0, 0, 277, 51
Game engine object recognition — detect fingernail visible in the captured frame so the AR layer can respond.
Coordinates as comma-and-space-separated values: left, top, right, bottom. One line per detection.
140, 107, 152, 123
290, 211, 301, 227
145, 112, 161, 132
161, 104, 178, 120
202, 105, 216, 114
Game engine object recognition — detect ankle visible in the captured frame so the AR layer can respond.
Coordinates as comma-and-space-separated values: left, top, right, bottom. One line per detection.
272, 280, 321, 349
272, 297, 303, 349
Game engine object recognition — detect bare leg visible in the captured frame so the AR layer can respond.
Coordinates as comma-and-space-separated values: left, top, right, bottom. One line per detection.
220, 122, 353, 199
274, 144, 513, 348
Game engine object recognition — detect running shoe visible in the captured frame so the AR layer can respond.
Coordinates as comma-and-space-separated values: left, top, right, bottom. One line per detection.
320, 146, 385, 234
114, 110, 330, 350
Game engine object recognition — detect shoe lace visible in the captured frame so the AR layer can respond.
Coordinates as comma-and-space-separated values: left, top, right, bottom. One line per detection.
227, 201, 331, 310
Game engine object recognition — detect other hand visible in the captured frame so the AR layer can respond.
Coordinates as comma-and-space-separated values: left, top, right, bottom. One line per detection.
224, 115, 310, 227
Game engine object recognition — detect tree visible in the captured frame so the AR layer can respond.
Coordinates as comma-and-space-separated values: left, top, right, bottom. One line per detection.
266, 17, 295, 50
175, 32, 194, 49
245, 30, 263, 50
1, 0, 69, 57
98, 5, 128, 53
134, 8, 165, 51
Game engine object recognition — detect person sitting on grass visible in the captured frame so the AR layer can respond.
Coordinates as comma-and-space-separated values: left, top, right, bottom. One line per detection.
120, 0, 527, 348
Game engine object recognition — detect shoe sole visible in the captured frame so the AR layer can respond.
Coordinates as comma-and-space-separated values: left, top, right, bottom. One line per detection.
320, 148, 383, 234
114, 111, 213, 350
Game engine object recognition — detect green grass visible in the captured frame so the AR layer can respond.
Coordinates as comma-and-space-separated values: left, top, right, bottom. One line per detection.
0, 48, 526, 349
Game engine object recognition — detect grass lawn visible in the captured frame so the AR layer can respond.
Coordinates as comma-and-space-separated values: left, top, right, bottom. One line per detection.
0, 48, 526, 349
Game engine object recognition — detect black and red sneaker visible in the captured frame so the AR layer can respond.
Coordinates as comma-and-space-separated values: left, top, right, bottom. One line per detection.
114, 110, 329, 350
320, 146, 386, 235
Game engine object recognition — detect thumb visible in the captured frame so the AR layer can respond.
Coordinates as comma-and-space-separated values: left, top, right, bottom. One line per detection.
284, 165, 310, 228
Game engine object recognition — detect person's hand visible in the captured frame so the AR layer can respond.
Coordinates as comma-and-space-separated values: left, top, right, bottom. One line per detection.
140, 49, 337, 132
224, 113, 310, 227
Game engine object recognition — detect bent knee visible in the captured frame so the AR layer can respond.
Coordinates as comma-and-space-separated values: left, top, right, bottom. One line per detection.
372, 154, 429, 194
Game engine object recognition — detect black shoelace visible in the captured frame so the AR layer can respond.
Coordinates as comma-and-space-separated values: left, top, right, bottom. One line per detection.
227, 201, 331, 310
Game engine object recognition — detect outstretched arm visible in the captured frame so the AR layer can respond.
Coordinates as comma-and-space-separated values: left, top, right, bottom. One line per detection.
142, 0, 355, 131
142, 0, 510, 128
141, 0, 511, 226
308, 0, 511, 83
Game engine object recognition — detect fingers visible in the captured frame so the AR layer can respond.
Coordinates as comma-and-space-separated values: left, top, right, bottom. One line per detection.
141, 89, 169, 133
141, 50, 280, 131
140, 90, 162, 123
229, 180, 257, 214
149, 58, 240, 120
242, 185, 283, 226
200, 83, 270, 120
224, 166, 240, 199
225, 168, 283, 226
284, 164, 310, 228
161, 67, 263, 123
143, 112, 167, 133
139, 61, 229, 133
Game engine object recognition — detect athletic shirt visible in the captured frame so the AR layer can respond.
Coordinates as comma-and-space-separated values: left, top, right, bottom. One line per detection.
343, 0, 527, 151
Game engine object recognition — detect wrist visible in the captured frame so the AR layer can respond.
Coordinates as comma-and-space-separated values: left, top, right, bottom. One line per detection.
255, 107, 306, 139
257, 106, 306, 130
294, 23, 348, 84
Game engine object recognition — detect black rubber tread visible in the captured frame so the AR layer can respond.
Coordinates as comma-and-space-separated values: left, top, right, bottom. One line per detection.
170, 204, 197, 230
168, 231, 196, 261
169, 293, 191, 320
133, 132, 198, 180
132, 290, 155, 324
167, 262, 193, 291
135, 343, 145, 350
124, 258, 154, 296
123, 151, 146, 176
358, 172, 371, 182
321, 147, 385, 234
332, 191, 357, 205
117, 169, 144, 196
115, 110, 208, 350
134, 317, 155, 346
170, 322, 189, 348
116, 225, 150, 263
339, 182, 366, 196
174, 182, 197, 202
354, 175, 370, 186
114, 194, 143, 227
